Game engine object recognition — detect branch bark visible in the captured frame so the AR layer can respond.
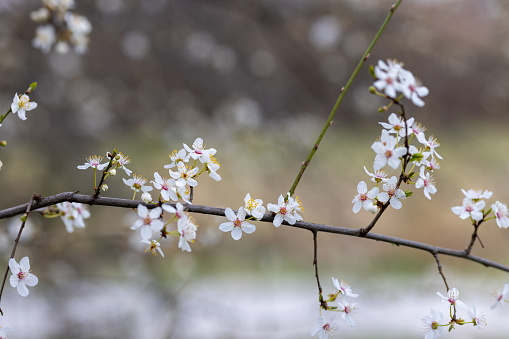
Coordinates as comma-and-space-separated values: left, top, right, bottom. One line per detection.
1, 191, 508, 273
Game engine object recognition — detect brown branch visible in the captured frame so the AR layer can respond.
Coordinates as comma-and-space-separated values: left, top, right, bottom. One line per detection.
312, 231, 327, 310
465, 219, 486, 255
0, 193, 40, 315
0, 192, 508, 273
433, 253, 449, 292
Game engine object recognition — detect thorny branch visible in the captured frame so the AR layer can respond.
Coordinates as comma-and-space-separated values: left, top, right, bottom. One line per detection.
1, 191, 509, 273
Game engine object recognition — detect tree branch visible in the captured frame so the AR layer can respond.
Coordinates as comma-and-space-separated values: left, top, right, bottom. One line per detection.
1, 192, 508, 273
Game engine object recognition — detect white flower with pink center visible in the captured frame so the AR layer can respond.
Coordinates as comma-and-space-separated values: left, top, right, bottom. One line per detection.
131, 205, 163, 240
77, 155, 108, 170
452, 198, 485, 221
267, 193, 303, 227
352, 181, 379, 213
490, 283, 509, 309
310, 314, 339, 338
9, 257, 38, 297
377, 176, 406, 209
337, 300, 357, 327
178, 217, 198, 252
399, 70, 429, 107
436, 287, 467, 309
183, 138, 217, 163
219, 207, 256, 240
421, 136, 443, 159
371, 130, 407, 171
492, 201, 509, 228
152, 172, 179, 202
332, 277, 358, 298
373, 59, 404, 98
415, 167, 437, 200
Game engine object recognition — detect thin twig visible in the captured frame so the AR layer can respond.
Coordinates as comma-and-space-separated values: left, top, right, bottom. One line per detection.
433, 253, 449, 291
0, 192, 508, 273
312, 231, 327, 310
288, 0, 404, 198
0, 193, 39, 315
465, 219, 486, 255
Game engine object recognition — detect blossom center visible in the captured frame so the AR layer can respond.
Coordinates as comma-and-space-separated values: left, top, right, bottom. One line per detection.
233, 219, 242, 227
384, 150, 393, 159
17, 271, 27, 281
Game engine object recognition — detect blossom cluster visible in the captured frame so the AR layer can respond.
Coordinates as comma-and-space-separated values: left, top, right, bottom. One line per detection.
352, 113, 442, 213
311, 277, 359, 338
131, 202, 198, 255
75, 138, 219, 254
56, 201, 91, 233
219, 192, 303, 240
373, 59, 429, 107
422, 288, 486, 338
452, 189, 509, 228
30, 0, 92, 54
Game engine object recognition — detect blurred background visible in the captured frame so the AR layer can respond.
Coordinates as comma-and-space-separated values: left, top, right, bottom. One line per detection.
1, 0, 509, 337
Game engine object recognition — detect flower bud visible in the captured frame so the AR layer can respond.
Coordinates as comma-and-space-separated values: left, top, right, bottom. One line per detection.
141, 192, 152, 203
368, 204, 378, 214
109, 168, 116, 176
0, 140, 6, 147
368, 86, 377, 94
101, 184, 108, 191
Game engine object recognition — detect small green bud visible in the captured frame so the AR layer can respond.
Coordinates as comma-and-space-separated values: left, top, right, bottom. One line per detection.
27, 82, 37, 93
20, 215, 27, 222
368, 86, 377, 94
0, 140, 6, 147
405, 190, 413, 197
369, 64, 376, 79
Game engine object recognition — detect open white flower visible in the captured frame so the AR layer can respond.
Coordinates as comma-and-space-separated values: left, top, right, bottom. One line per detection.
436, 288, 467, 309
415, 167, 437, 200
267, 193, 303, 227
421, 308, 444, 339
0, 325, 13, 339
244, 193, 266, 220
337, 300, 357, 327
377, 176, 406, 209
467, 305, 487, 329
9, 257, 38, 297
11, 93, 37, 121
452, 198, 485, 221
352, 181, 379, 213
164, 149, 188, 170
178, 217, 198, 252
131, 205, 163, 240
379, 113, 414, 136
332, 277, 358, 298
371, 130, 407, 171
492, 201, 509, 228
310, 314, 339, 339
123, 174, 153, 193
169, 162, 199, 188
219, 207, 256, 240
142, 239, 164, 257
56, 202, 90, 233
77, 155, 107, 170
183, 137, 217, 163
152, 172, 179, 202
491, 283, 509, 309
